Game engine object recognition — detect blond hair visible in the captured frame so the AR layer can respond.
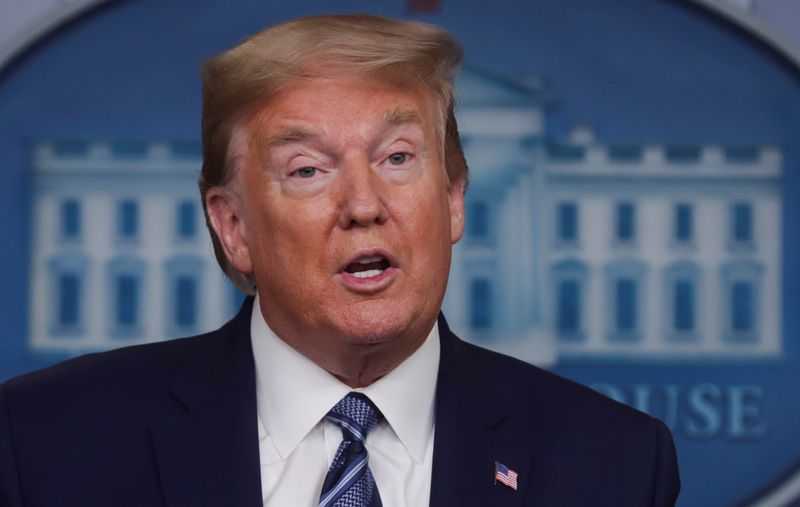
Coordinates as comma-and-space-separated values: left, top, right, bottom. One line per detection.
199, 14, 468, 293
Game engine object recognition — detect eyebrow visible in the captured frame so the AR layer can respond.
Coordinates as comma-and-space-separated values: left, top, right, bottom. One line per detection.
265, 126, 318, 147
383, 107, 424, 128
264, 108, 424, 148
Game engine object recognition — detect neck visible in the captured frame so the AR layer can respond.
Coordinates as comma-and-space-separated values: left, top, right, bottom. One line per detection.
258, 300, 434, 389
290, 330, 428, 389
331, 352, 398, 388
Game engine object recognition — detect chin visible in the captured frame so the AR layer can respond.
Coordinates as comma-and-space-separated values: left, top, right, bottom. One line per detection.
331, 301, 420, 346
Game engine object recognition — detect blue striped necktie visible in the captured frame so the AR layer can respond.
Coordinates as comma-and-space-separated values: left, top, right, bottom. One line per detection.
319, 392, 383, 507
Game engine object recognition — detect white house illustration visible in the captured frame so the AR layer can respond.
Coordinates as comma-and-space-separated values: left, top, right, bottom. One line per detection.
28, 141, 244, 354
28, 68, 783, 366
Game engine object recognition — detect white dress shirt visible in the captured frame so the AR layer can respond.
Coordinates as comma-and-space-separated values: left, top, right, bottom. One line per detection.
250, 296, 439, 507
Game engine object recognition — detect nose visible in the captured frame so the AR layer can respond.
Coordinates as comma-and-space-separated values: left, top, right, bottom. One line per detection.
335, 157, 389, 229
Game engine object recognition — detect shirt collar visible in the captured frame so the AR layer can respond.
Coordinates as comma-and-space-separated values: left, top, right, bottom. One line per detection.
250, 295, 439, 464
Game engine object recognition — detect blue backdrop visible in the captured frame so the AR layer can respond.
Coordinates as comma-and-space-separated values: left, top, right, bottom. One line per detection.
1, 1, 798, 505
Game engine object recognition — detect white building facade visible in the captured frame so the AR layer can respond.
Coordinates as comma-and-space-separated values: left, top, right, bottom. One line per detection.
443, 69, 783, 365
29, 140, 243, 355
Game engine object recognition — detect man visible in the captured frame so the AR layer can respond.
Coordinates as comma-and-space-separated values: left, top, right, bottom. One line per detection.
0, 14, 680, 507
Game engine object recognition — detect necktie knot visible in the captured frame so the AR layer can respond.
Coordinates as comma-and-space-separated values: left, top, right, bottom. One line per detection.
325, 392, 382, 444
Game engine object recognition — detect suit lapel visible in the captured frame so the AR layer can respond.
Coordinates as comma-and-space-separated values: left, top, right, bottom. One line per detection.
429, 315, 532, 507
150, 298, 262, 507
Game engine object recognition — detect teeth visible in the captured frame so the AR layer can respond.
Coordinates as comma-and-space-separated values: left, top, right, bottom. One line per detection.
355, 256, 383, 264
351, 269, 384, 279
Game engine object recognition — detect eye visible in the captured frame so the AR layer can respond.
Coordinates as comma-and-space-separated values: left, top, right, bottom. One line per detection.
387, 152, 408, 165
294, 167, 317, 178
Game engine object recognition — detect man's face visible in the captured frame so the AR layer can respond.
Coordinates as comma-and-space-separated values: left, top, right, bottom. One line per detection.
221, 75, 464, 358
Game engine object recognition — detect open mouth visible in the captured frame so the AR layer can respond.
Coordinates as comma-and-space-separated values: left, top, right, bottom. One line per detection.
343, 255, 392, 279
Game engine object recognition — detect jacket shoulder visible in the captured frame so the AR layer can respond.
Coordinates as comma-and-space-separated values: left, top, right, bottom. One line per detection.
0, 311, 249, 433
456, 338, 660, 432
5, 330, 221, 397
453, 339, 680, 505
5, 298, 253, 395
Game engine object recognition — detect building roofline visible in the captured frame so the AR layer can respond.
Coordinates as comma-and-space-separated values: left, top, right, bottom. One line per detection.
458, 64, 552, 106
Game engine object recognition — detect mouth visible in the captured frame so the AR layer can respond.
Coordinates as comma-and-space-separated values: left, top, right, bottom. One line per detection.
336, 250, 399, 291
343, 255, 392, 279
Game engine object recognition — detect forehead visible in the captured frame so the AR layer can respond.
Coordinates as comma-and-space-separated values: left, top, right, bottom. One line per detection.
250, 75, 439, 140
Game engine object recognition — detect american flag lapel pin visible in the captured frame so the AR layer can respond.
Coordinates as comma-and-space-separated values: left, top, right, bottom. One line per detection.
494, 461, 519, 491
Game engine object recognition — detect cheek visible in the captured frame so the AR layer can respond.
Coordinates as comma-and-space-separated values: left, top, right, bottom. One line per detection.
420, 188, 453, 233
242, 198, 323, 274
398, 188, 453, 258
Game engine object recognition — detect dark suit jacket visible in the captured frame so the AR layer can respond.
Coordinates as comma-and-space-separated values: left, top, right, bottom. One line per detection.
0, 298, 679, 506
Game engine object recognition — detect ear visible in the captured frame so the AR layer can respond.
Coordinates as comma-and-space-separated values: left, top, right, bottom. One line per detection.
205, 187, 253, 274
448, 178, 466, 244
